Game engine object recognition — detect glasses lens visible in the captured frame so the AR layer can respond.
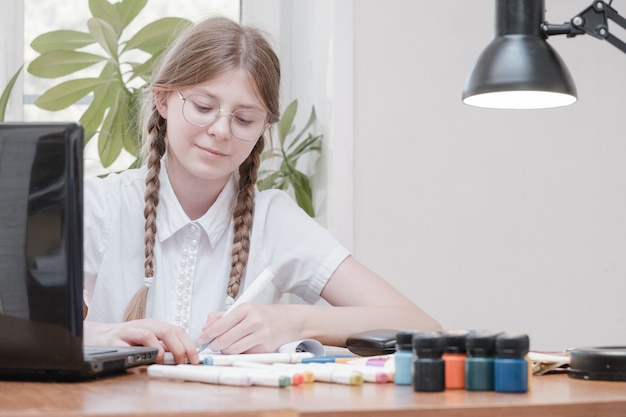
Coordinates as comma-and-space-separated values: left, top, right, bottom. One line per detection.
181, 94, 267, 142
182, 95, 220, 127
230, 110, 267, 141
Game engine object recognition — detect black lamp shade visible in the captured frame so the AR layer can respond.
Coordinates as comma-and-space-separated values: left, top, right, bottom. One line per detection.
462, 0, 577, 109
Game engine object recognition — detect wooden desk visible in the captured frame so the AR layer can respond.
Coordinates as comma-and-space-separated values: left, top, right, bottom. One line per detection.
1, 368, 625, 417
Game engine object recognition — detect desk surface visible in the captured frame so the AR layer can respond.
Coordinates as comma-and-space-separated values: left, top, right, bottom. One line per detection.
1, 368, 625, 417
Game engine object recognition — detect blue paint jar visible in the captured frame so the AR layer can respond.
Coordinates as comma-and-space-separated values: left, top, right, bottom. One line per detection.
465, 330, 498, 391
413, 331, 445, 392
394, 330, 416, 385
494, 333, 530, 393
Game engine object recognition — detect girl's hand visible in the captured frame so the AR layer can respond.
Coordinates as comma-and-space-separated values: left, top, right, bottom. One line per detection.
83, 319, 200, 364
199, 303, 304, 354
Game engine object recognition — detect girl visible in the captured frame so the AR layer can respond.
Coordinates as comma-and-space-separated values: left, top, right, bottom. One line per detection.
83, 16, 440, 364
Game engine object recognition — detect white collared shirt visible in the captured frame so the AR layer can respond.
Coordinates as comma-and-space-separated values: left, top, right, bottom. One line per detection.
83, 164, 349, 343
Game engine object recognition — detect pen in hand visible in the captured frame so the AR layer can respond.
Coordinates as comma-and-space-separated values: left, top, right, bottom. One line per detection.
197, 267, 276, 353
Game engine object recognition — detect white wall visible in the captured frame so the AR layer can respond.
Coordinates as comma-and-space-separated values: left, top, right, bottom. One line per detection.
352, 0, 626, 351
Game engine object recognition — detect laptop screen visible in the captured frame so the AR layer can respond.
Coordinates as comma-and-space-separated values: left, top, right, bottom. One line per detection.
0, 122, 85, 371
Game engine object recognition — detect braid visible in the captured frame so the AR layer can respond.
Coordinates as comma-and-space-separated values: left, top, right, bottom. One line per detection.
226, 138, 264, 298
123, 111, 167, 321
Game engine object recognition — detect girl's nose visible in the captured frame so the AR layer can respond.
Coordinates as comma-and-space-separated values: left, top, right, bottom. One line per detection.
206, 113, 232, 140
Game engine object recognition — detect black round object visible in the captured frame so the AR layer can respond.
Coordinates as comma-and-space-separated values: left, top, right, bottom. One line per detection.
568, 346, 626, 382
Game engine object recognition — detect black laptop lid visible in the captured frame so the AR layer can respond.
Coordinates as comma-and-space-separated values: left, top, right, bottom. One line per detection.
0, 122, 84, 372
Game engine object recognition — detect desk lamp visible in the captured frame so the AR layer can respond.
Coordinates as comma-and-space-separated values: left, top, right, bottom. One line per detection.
462, 0, 626, 109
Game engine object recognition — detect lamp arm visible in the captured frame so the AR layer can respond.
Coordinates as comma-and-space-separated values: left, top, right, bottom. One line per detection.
542, 0, 626, 54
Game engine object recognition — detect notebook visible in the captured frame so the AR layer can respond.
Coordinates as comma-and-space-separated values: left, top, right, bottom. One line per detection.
0, 122, 157, 380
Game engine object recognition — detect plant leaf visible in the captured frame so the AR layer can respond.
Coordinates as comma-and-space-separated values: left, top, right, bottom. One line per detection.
27, 50, 105, 78
286, 133, 322, 163
123, 92, 141, 156
278, 99, 298, 146
98, 91, 127, 167
30, 30, 95, 53
79, 62, 121, 138
129, 54, 162, 82
123, 17, 191, 54
87, 18, 119, 59
0, 65, 23, 121
117, 0, 148, 30
34, 78, 105, 111
89, 0, 123, 35
287, 105, 317, 150
257, 171, 282, 191
291, 170, 315, 217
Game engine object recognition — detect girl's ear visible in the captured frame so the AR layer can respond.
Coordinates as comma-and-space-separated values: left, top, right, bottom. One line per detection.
154, 91, 169, 119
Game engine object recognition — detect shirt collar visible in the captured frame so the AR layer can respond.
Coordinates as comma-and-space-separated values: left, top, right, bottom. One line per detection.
155, 163, 236, 247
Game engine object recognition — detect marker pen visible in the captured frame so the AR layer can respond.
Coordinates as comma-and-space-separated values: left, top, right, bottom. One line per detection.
223, 366, 292, 388
277, 363, 364, 385
233, 360, 306, 385
266, 363, 316, 383
202, 351, 314, 366
315, 362, 390, 383
147, 364, 253, 386
345, 355, 393, 368
301, 355, 355, 363
197, 267, 275, 353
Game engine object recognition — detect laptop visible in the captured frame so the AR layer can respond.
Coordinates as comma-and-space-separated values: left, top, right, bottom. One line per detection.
0, 122, 157, 380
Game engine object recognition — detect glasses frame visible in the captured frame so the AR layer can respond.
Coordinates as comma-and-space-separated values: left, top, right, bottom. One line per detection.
177, 91, 268, 142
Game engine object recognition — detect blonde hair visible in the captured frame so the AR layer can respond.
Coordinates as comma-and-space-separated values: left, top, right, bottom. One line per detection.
123, 16, 281, 321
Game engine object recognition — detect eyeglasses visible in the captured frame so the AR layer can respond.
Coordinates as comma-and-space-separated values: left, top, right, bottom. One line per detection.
177, 91, 268, 142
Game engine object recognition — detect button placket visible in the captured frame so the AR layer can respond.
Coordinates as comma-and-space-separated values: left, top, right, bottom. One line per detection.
175, 223, 200, 331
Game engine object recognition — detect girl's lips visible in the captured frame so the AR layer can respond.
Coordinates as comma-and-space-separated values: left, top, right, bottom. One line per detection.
197, 144, 226, 158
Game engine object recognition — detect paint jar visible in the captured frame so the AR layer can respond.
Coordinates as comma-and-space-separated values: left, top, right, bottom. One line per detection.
412, 331, 445, 392
465, 330, 498, 391
394, 330, 416, 385
494, 332, 530, 393
442, 330, 468, 389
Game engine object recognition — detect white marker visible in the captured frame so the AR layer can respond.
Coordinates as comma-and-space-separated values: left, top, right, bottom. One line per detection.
274, 363, 364, 385
147, 364, 253, 386
202, 351, 313, 366
197, 267, 275, 353
223, 267, 276, 316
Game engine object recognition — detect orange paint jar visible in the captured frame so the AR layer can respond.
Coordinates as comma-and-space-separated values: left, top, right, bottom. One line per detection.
442, 330, 468, 389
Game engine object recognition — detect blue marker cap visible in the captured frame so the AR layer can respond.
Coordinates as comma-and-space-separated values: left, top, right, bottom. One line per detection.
202, 357, 215, 365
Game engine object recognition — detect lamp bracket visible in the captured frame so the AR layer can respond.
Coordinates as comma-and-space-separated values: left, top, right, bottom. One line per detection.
542, 0, 626, 54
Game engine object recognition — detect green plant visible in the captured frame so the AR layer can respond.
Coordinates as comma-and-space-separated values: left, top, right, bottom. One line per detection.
27, 0, 191, 168
0, 66, 24, 121
258, 99, 322, 217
